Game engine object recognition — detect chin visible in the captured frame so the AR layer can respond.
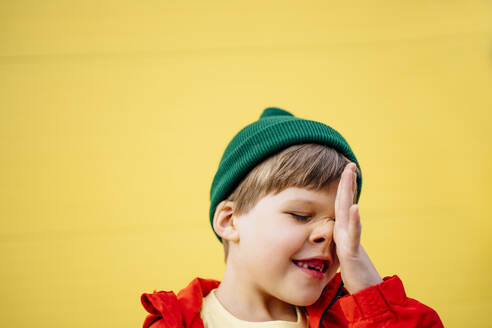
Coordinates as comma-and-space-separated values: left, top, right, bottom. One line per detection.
288, 290, 323, 307
292, 296, 322, 307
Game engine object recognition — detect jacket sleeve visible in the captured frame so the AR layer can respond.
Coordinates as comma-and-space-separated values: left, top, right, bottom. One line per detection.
337, 275, 444, 328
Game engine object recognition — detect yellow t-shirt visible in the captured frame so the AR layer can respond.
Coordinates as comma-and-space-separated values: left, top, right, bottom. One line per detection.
199, 288, 309, 328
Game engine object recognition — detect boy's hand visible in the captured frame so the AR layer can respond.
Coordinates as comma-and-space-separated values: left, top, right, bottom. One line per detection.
333, 162, 383, 294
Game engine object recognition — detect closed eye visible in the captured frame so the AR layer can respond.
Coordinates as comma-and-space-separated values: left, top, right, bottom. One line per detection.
289, 213, 311, 221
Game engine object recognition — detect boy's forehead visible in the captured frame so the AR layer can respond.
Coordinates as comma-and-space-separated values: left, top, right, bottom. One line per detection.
275, 185, 339, 202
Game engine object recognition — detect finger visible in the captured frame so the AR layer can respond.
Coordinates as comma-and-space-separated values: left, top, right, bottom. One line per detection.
335, 164, 351, 223
352, 167, 357, 191
352, 170, 358, 203
336, 164, 356, 223
334, 174, 346, 227
348, 163, 357, 203
348, 205, 361, 250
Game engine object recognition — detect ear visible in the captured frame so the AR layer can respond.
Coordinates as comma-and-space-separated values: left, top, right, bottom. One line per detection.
213, 200, 240, 243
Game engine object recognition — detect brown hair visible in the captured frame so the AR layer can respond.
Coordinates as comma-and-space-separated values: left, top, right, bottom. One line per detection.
220, 143, 361, 262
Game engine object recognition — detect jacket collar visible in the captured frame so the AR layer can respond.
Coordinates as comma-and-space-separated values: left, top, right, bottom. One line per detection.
305, 272, 345, 328
175, 272, 345, 328
176, 278, 220, 327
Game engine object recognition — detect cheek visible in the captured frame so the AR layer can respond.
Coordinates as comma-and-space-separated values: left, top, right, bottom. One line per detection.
258, 224, 307, 260
239, 216, 307, 264
277, 226, 306, 248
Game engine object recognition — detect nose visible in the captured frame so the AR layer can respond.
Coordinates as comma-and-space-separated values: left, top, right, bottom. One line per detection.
309, 219, 334, 244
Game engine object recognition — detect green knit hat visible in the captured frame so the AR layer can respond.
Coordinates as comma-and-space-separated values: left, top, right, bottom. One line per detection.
209, 107, 362, 242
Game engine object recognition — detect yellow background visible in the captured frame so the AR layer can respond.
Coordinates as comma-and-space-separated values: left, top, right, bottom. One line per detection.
1, 1, 491, 327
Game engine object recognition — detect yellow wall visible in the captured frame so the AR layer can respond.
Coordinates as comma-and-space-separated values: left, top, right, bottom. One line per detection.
1, 1, 491, 327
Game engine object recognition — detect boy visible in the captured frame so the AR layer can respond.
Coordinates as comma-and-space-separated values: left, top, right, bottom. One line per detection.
141, 107, 444, 327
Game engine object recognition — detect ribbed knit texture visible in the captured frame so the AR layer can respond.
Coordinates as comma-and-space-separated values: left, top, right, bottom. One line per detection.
209, 107, 362, 242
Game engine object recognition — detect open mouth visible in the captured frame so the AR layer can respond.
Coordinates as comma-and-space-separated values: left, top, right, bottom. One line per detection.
292, 259, 328, 273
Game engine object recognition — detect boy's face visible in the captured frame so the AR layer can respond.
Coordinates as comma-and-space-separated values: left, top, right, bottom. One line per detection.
232, 179, 341, 306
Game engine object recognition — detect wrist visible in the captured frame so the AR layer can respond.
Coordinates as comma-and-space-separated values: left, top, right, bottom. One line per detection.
340, 245, 383, 294
345, 274, 383, 294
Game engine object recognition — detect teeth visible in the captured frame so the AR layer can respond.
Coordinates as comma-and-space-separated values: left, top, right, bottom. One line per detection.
295, 261, 324, 272
308, 266, 321, 272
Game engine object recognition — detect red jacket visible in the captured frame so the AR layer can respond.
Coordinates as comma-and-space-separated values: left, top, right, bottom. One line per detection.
141, 272, 444, 328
